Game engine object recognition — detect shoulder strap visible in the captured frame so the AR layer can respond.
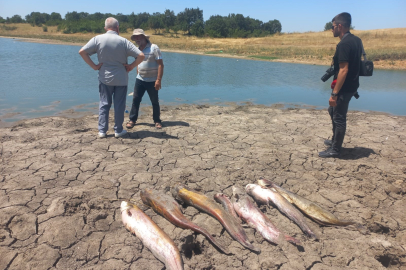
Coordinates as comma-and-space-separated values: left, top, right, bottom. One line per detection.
360, 39, 367, 61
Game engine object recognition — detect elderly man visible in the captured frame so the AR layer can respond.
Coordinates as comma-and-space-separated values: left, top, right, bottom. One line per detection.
79, 17, 144, 138
126, 29, 164, 129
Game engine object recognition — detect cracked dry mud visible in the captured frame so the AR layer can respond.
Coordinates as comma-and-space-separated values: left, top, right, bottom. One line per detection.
1, 104, 405, 270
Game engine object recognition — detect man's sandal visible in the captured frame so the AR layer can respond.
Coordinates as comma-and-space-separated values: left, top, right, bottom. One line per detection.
126, 121, 135, 129
155, 122, 162, 129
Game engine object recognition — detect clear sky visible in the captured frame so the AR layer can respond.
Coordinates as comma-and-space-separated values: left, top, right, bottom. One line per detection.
0, 0, 405, 32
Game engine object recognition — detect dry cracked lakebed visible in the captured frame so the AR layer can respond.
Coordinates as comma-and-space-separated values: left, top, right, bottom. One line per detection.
0, 104, 405, 269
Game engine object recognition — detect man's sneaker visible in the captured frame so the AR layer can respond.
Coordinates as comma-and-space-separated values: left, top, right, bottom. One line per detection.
98, 132, 107, 138
324, 139, 333, 146
319, 148, 340, 158
115, 129, 127, 138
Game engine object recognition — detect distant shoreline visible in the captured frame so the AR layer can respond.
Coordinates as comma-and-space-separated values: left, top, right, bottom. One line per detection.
0, 35, 327, 67
1, 35, 405, 70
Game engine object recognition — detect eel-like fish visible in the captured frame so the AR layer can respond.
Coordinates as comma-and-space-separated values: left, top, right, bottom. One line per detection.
231, 187, 301, 245
121, 200, 184, 270
258, 178, 355, 226
214, 193, 240, 220
140, 188, 231, 254
172, 184, 260, 252
246, 184, 318, 239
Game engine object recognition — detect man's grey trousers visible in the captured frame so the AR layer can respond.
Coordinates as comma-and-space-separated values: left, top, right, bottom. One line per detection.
98, 82, 127, 134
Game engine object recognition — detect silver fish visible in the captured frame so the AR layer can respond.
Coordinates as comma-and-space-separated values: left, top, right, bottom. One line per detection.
258, 178, 356, 226
121, 200, 183, 270
246, 184, 318, 239
231, 187, 300, 245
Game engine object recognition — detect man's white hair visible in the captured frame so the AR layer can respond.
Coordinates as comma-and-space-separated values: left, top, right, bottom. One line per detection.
105, 17, 119, 29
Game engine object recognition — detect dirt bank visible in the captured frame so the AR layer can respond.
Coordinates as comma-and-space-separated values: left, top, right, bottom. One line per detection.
0, 104, 405, 269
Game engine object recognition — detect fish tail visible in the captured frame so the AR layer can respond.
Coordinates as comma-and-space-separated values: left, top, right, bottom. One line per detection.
231, 231, 260, 252
186, 222, 232, 255
284, 235, 301, 245
240, 240, 261, 253
335, 220, 356, 226
306, 230, 318, 240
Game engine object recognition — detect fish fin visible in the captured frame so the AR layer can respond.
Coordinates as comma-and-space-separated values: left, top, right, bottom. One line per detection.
284, 235, 301, 245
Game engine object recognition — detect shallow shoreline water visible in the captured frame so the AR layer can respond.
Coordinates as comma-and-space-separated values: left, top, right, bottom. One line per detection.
1, 35, 405, 70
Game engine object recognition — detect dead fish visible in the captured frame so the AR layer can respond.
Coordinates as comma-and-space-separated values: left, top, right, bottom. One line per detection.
231, 187, 300, 245
172, 184, 260, 253
246, 184, 318, 239
121, 200, 183, 270
214, 193, 240, 220
140, 188, 231, 254
258, 178, 355, 226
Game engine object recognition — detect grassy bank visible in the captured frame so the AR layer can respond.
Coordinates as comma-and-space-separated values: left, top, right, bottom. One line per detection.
1, 23, 406, 69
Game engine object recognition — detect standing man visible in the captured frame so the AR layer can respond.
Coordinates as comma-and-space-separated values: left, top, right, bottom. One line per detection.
126, 29, 164, 130
79, 17, 144, 138
319, 12, 362, 158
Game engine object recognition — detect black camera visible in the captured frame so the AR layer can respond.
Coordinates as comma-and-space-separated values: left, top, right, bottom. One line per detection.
321, 67, 335, 82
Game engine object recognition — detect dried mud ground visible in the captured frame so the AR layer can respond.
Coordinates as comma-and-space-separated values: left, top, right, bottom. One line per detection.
0, 104, 405, 270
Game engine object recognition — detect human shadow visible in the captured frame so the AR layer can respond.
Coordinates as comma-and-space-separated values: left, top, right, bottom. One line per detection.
339, 147, 376, 160
134, 121, 190, 128
123, 130, 179, 140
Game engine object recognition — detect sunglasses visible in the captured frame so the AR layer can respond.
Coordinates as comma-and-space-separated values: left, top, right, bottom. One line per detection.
331, 24, 338, 30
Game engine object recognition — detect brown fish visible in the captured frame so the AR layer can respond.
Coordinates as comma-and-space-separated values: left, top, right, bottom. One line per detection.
246, 184, 318, 239
231, 187, 300, 245
258, 178, 355, 226
121, 200, 183, 270
214, 193, 240, 220
172, 184, 260, 252
140, 188, 231, 254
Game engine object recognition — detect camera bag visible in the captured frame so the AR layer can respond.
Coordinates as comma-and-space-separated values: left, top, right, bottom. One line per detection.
360, 42, 373, 76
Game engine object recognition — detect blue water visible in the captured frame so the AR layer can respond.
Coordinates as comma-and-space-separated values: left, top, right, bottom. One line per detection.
1, 37, 406, 123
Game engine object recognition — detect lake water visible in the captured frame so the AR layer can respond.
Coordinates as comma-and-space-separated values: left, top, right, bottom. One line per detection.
1, 37, 406, 123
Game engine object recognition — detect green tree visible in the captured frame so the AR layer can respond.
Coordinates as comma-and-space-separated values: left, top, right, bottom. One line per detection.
0, 16, 5, 23
205, 15, 228, 37
25, 12, 50, 26
46, 12, 62, 26
163, 9, 175, 30
176, 7, 203, 34
324, 21, 333, 31
136, 12, 150, 29
9, 15, 24, 23
190, 19, 204, 37
264, 19, 281, 34
65, 11, 88, 21
148, 13, 163, 34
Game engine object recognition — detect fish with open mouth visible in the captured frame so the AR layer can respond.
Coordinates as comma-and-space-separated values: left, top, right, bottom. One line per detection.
217, 188, 300, 246
140, 188, 231, 254
246, 184, 318, 239
257, 178, 356, 226
172, 184, 260, 252
121, 200, 183, 270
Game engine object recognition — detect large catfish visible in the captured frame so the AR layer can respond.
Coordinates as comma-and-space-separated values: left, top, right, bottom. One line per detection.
121, 200, 183, 270
258, 178, 355, 226
172, 184, 260, 252
140, 188, 231, 254
229, 187, 300, 245
246, 184, 318, 239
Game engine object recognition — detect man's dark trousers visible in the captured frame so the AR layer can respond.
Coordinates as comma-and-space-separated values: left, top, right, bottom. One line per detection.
328, 91, 354, 152
129, 78, 161, 124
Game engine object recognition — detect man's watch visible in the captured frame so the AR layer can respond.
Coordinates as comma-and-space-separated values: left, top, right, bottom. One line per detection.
331, 92, 338, 97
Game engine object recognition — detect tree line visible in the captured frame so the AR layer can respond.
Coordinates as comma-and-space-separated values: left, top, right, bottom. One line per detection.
0, 9, 282, 38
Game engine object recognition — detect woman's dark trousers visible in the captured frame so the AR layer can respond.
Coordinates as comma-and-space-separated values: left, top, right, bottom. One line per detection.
129, 78, 161, 124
